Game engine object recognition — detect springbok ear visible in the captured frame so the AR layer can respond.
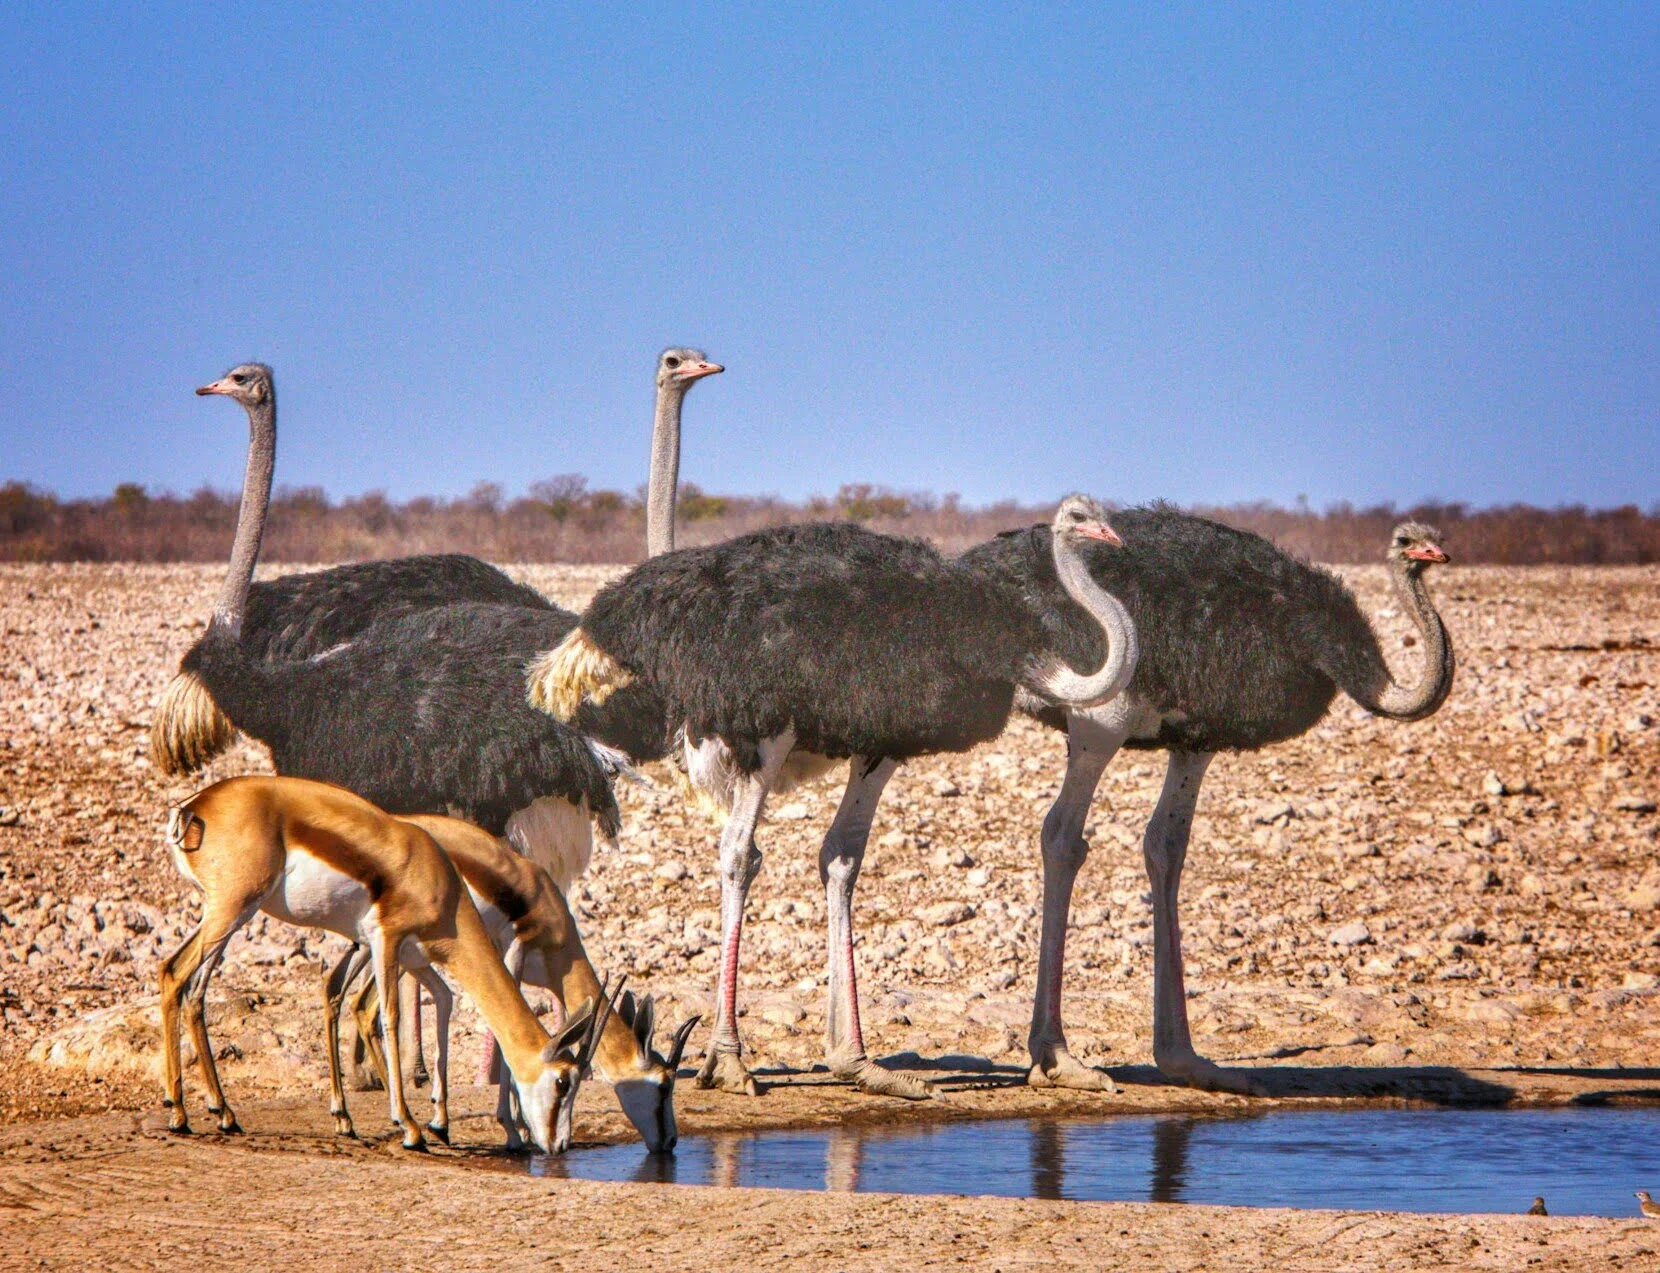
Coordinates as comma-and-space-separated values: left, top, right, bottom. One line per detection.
666, 1015, 702, 1070
616, 988, 639, 1028
548, 998, 596, 1060
634, 994, 656, 1053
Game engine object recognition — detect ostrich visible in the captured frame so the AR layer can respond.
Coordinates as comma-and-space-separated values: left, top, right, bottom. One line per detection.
532, 495, 1139, 1097
150, 349, 722, 775
154, 364, 624, 888
958, 506, 1454, 1093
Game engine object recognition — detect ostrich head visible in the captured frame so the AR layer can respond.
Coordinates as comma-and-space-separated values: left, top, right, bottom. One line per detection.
1052, 493, 1123, 547
1388, 522, 1450, 570
656, 348, 723, 392
196, 363, 274, 409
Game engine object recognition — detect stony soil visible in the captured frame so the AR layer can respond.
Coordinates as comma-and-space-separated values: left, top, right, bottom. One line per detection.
1, 561, 1658, 1269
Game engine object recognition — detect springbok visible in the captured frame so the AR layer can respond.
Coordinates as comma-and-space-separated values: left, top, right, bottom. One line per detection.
160, 774, 612, 1152
332, 814, 699, 1152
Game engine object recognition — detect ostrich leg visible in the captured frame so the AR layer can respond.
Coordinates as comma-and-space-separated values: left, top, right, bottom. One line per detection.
1144, 750, 1265, 1096
697, 733, 793, 1095
1028, 710, 1127, 1091
821, 756, 929, 1099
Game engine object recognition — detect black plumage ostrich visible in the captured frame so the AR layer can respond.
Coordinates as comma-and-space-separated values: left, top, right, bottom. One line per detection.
150, 364, 625, 887
150, 349, 722, 775
532, 496, 1139, 1097
959, 505, 1454, 1094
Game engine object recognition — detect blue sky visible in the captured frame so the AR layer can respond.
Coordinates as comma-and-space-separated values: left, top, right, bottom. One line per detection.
2, 3, 1655, 509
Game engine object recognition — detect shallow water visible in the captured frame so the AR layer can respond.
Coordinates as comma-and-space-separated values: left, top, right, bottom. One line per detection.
531, 1107, 1660, 1217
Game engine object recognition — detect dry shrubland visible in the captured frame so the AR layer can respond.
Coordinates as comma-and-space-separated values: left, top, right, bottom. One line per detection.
2, 561, 1657, 1128
4, 479, 1658, 564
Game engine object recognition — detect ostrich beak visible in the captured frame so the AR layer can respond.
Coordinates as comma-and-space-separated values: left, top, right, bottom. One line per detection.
196, 380, 231, 396
1405, 543, 1449, 564
1077, 521, 1124, 547
679, 361, 723, 382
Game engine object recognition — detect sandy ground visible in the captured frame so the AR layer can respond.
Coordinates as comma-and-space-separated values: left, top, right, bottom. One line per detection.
1, 561, 1658, 1269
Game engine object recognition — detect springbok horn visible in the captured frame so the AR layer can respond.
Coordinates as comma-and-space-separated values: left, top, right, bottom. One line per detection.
583, 974, 624, 1072
666, 1015, 702, 1070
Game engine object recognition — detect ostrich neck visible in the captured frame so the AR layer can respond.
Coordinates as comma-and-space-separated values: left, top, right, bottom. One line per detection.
212, 399, 275, 637
645, 385, 684, 558
1037, 537, 1139, 708
1373, 561, 1453, 719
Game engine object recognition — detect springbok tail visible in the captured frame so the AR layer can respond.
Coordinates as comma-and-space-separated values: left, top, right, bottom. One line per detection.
148, 671, 236, 776
525, 629, 635, 721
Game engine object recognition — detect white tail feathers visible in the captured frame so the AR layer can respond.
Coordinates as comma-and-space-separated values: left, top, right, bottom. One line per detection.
149, 671, 236, 776
526, 629, 634, 721
505, 797, 595, 893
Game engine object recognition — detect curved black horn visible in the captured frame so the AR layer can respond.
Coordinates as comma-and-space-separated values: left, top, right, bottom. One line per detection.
666, 1015, 702, 1070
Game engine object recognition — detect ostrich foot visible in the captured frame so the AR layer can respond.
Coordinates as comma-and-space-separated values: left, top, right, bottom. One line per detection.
696, 1049, 758, 1095
1157, 1049, 1268, 1097
1028, 1049, 1118, 1093
842, 1058, 933, 1101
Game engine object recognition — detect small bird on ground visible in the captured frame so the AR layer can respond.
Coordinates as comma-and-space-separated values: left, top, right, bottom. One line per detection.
1526, 1196, 1547, 1216
1637, 1190, 1660, 1218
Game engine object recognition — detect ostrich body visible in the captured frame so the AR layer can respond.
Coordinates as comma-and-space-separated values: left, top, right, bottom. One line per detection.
151, 349, 720, 774
958, 504, 1454, 1093
155, 365, 623, 888
535, 496, 1138, 1097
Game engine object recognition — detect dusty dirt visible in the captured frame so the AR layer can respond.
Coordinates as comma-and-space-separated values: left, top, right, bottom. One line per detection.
2, 561, 1658, 1270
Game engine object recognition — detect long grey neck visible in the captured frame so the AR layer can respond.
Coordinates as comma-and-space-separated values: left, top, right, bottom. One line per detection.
645, 384, 684, 558
1035, 537, 1139, 708
1371, 561, 1453, 719
211, 398, 275, 638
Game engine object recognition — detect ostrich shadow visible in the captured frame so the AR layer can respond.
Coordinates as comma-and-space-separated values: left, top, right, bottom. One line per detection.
1106, 1062, 1516, 1104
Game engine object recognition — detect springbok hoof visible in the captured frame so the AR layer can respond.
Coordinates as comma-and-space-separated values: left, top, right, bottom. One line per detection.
217, 1116, 243, 1135
334, 1115, 357, 1137
166, 1115, 192, 1135
696, 1050, 758, 1096
426, 1121, 450, 1146
401, 1133, 429, 1153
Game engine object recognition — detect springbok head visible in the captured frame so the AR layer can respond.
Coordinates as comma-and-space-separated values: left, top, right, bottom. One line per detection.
610, 989, 701, 1154
515, 976, 620, 1155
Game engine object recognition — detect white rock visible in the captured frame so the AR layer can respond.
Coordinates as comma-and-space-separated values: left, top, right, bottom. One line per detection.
774, 803, 810, 822
1328, 921, 1372, 947
654, 861, 689, 882
923, 902, 974, 928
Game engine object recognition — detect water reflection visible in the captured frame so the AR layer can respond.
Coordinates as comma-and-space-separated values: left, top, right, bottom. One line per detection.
529, 1107, 1660, 1218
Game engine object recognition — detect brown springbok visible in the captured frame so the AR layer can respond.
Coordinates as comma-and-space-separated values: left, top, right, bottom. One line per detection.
160, 774, 611, 1152
333, 815, 699, 1152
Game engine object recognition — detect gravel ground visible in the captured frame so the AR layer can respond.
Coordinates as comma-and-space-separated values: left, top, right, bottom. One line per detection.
1, 561, 1658, 1268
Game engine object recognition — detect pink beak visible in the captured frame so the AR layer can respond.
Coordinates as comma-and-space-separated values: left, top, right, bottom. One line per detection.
679, 361, 723, 382
196, 380, 231, 396
1078, 521, 1124, 547
1405, 543, 1449, 564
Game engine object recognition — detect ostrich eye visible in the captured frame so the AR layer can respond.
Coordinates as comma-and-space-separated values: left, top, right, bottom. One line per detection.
232, 374, 247, 384
664, 356, 681, 368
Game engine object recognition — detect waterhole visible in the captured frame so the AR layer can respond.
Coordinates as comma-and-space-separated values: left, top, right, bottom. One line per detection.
529, 1107, 1660, 1217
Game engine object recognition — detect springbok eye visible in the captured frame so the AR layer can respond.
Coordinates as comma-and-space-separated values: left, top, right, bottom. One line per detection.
664, 356, 681, 369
